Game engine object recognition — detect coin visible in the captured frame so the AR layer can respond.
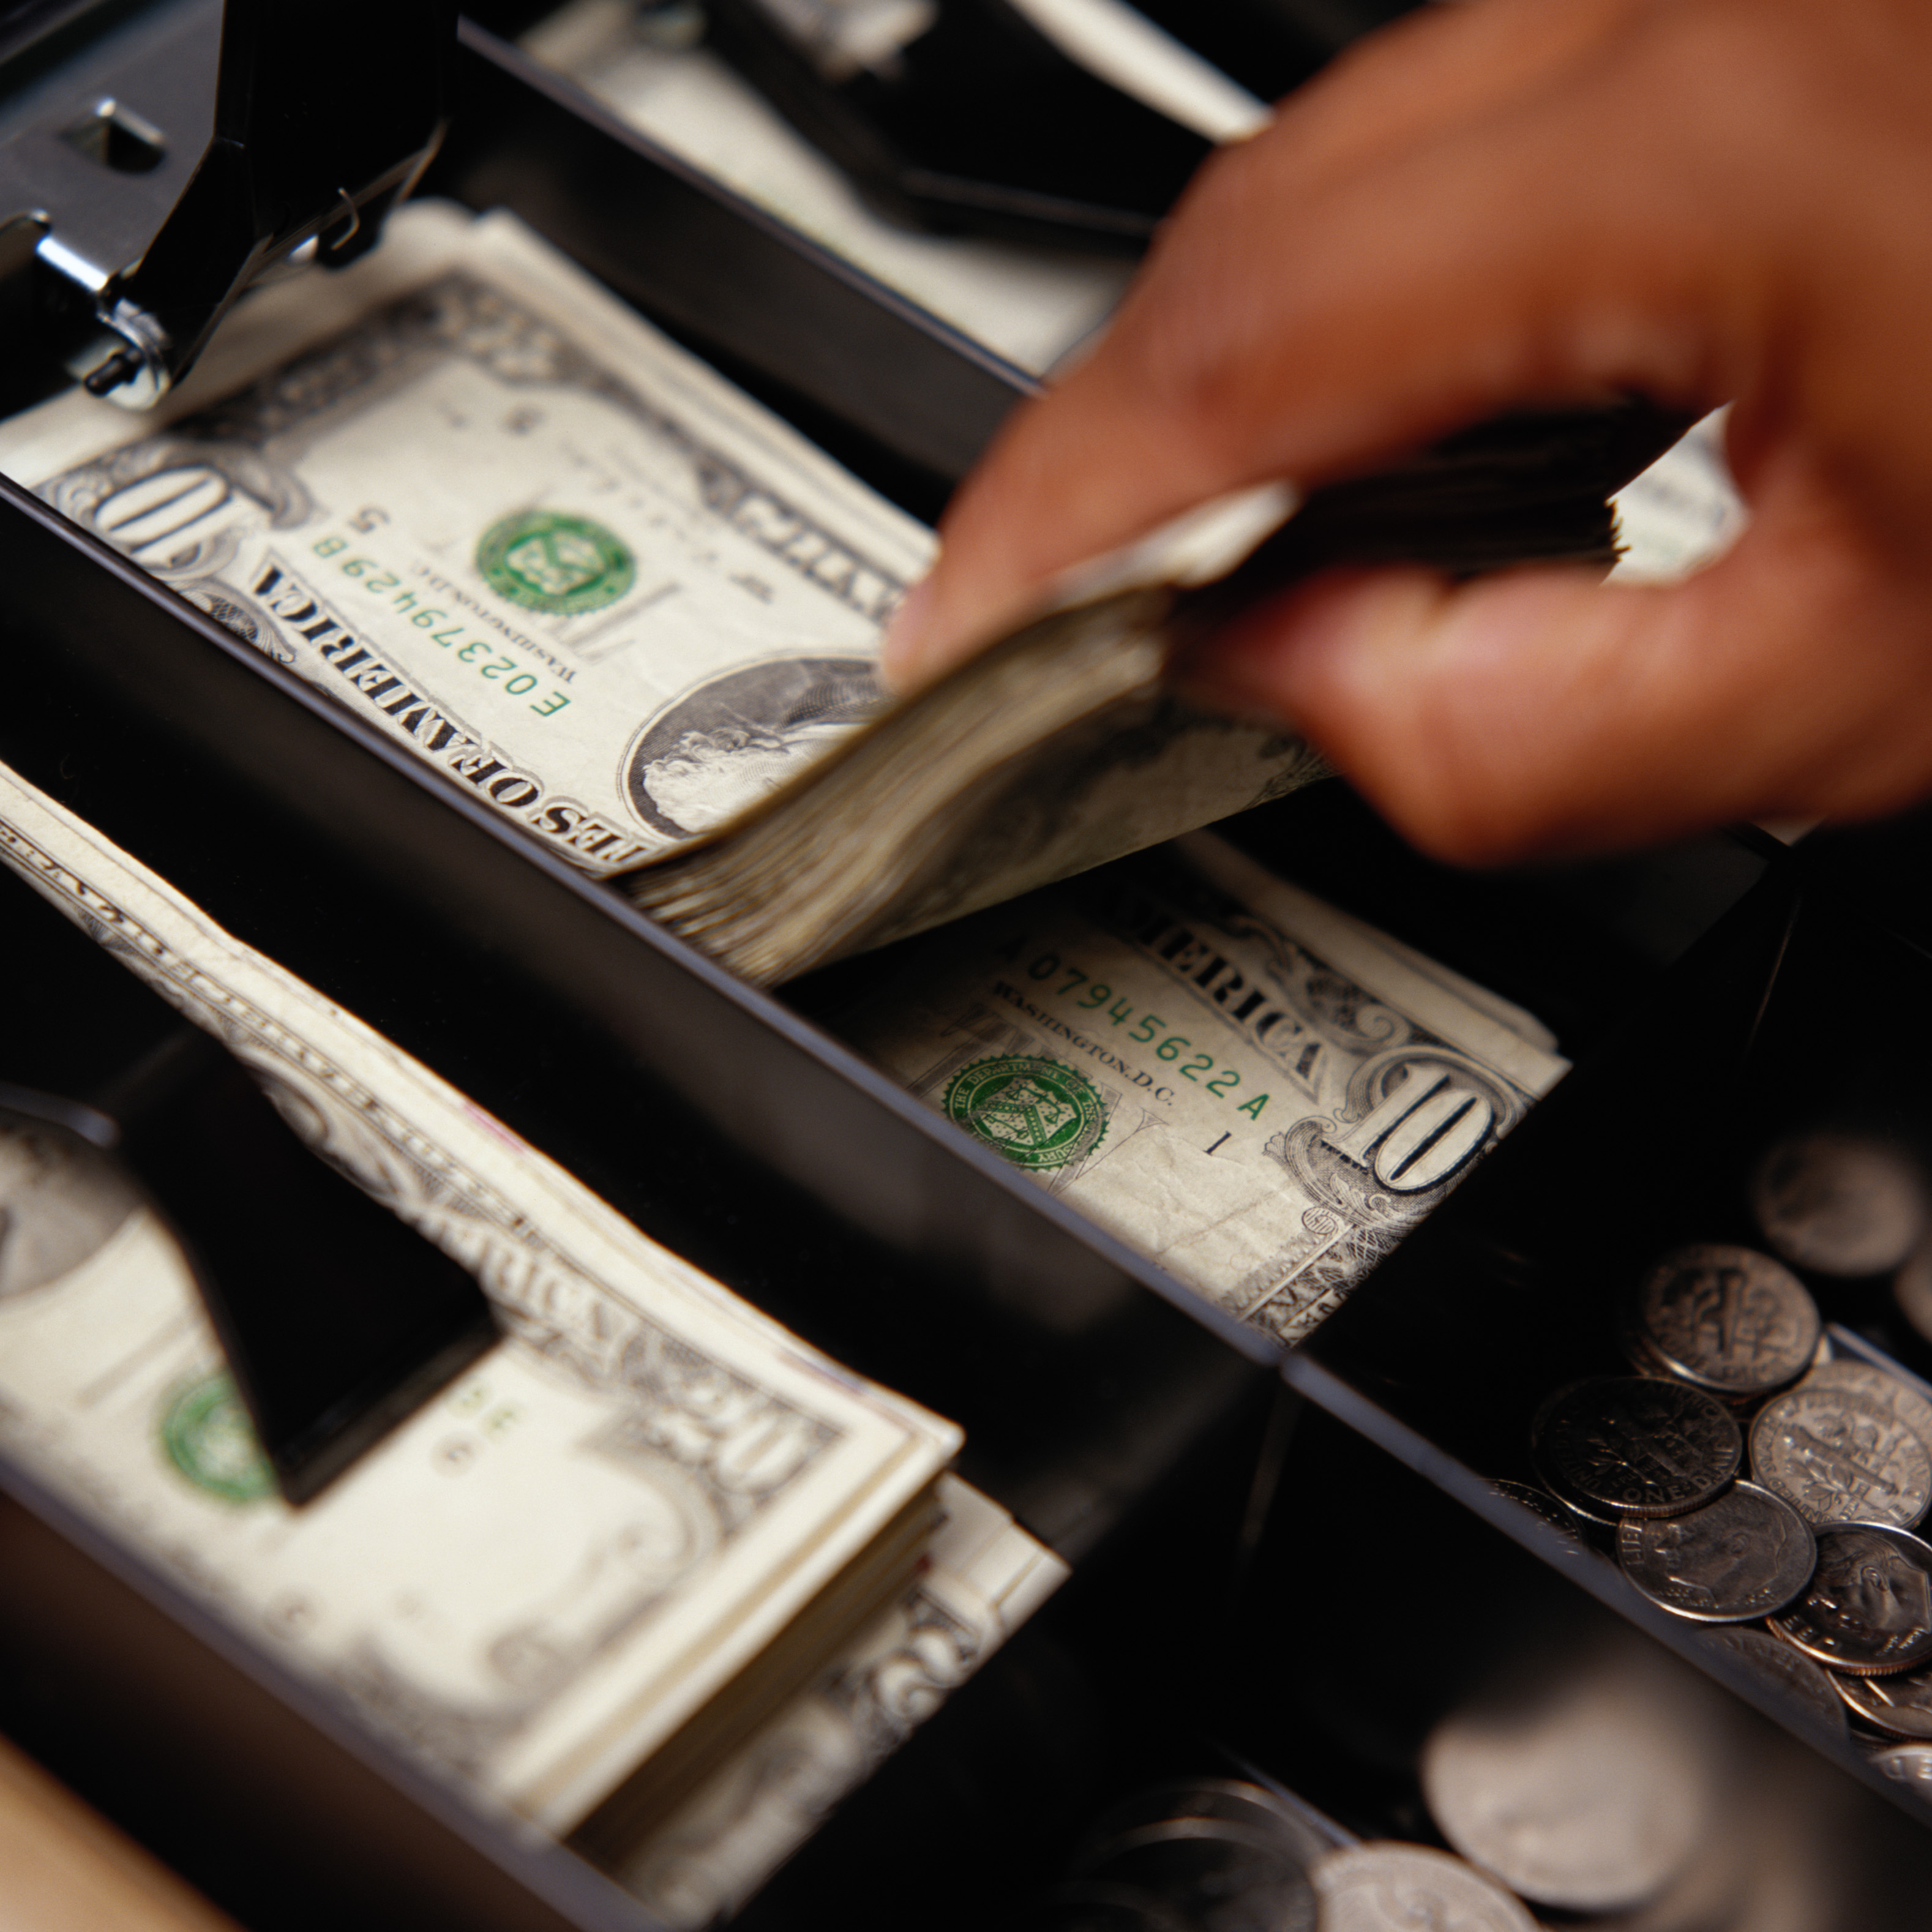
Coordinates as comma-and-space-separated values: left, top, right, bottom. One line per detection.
1488, 1480, 1588, 1538
1833, 1655, 1932, 1737
1800, 1359, 1932, 1466
1532, 1377, 1741, 1518
1766, 1523, 1932, 1674
1421, 1654, 1713, 1912
1627, 1244, 1818, 1398
1872, 1743, 1932, 1790
1752, 1133, 1926, 1277
1310, 1844, 1537, 1932
1750, 1385, 1932, 1529
1618, 1481, 1816, 1622
1081, 1823, 1318, 1932
1697, 1627, 1850, 1745
1077, 1781, 1330, 1880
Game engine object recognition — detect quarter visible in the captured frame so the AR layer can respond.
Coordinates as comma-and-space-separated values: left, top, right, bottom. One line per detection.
1628, 1244, 1818, 1397
1618, 1481, 1816, 1622
1765, 1522, 1932, 1675
1532, 1377, 1741, 1519
1421, 1654, 1713, 1912
1895, 1245, 1932, 1347
1751, 1132, 1926, 1278
1080, 1821, 1317, 1932
1077, 1780, 1328, 1876
1310, 1844, 1537, 1932
1750, 1385, 1932, 1529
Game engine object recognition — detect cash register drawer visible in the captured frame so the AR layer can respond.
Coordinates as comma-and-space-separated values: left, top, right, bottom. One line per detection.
7, 15, 1931, 1930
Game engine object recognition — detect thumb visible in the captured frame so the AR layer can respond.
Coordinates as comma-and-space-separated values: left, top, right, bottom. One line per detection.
1182, 487, 1932, 863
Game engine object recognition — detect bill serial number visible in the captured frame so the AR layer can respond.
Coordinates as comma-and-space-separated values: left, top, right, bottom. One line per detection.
312, 537, 571, 717
1004, 941, 1270, 1118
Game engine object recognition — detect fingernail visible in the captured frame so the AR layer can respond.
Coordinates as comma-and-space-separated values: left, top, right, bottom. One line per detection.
880, 574, 935, 691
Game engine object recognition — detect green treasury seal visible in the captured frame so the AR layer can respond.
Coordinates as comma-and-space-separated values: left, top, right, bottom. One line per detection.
159, 1372, 275, 1505
476, 509, 635, 616
944, 1056, 1107, 1171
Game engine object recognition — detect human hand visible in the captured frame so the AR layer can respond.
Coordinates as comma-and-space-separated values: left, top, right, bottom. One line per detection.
881, 0, 1932, 863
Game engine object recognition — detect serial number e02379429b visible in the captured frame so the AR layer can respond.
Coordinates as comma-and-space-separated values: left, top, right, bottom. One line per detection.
312, 535, 572, 717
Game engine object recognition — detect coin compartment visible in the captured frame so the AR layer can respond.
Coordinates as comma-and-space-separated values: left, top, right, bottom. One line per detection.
1286, 867, 1932, 1821
0, 13, 1901, 1932
1221, 1402, 1932, 1919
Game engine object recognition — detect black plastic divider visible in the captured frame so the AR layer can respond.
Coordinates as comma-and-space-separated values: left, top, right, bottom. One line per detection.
1294, 866, 1807, 1456
432, 21, 1036, 507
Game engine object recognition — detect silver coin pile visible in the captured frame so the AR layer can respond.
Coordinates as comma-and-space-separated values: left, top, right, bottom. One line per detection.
1028, 1781, 1543, 1932
1515, 1228, 1932, 1749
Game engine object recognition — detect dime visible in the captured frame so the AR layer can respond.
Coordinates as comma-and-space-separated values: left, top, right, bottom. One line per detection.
1800, 1360, 1932, 1467
1627, 1244, 1818, 1398
1766, 1523, 1932, 1674
1488, 1480, 1587, 1539
1310, 1844, 1536, 1932
1751, 1133, 1926, 1277
1421, 1657, 1712, 1912
1532, 1378, 1741, 1518
1832, 1657, 1932, 1738
1697, 1627, 1849, 1745
1872, 1743, 1932, 1791
1749, 1385, 1932, 1529
1618, 1481, 1816, 1622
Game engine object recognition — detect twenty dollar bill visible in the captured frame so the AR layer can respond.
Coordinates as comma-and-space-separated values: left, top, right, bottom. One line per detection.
0, 761, 961, 1833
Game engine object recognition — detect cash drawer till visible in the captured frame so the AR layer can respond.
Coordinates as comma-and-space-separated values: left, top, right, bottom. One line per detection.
4, 5, 1932, 1930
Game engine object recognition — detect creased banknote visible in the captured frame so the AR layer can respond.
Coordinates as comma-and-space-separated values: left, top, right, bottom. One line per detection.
836, 831, 1568, 1344
597, 1473, 1066, 1927
0, 761, 960, 1834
